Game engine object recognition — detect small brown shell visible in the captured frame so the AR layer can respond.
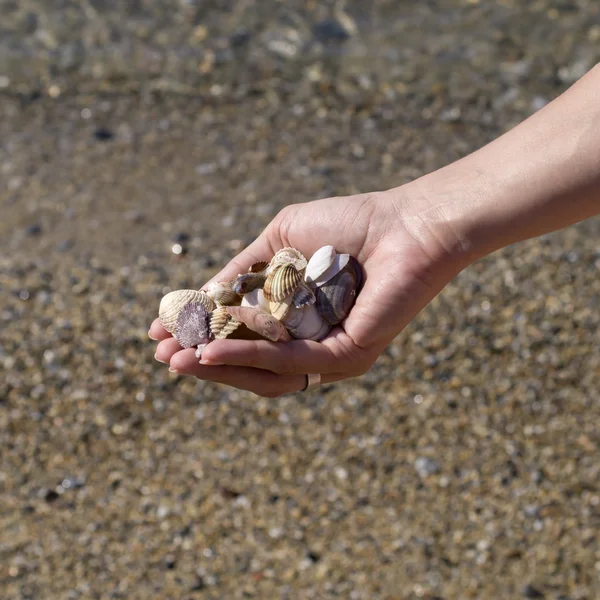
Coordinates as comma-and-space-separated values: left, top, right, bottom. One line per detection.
249, 261, 269, 274
315, 262, 358, 325
232, 272, 266, 295
159, 289, 215, 334
263, 263, 302, 302
268, 247, 307, 273
205, 281, 242, 306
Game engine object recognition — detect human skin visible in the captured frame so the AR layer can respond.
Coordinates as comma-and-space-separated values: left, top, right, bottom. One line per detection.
150, 63, 600, 398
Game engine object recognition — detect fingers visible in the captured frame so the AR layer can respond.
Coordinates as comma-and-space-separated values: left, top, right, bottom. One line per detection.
198, 328, 367, 376
154, 336, 183, 363
148, 318, 172, 341
169, 348, 336, 397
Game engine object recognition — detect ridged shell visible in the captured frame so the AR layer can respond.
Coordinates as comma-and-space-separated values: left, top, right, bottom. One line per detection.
315, 261, 358, 325
174, 302, 210, 348
282, 304, 332, 341
305, 245, 336, 284
269, 294, 294, 321
241, 288, 271, 312
209, 306, 232, 339
205, 281, 242, 306
263, 263, 302, 302
214, 319, 243, 340
159, 289, 215, 334
249, 261, 269, 274
232, 272, 266, 295
268, 247, 307, 273
308, 253, 350, 288
292, 280, 316, 308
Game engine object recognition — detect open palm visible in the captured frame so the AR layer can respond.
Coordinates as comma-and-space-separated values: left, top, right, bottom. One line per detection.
150, 191, 458, 397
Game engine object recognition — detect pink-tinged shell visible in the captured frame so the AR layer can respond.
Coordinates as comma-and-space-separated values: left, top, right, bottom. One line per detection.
308, 253, 350, 287
305, 245, 336, 284
159, 289, 215, 334
174, 302, 210, 348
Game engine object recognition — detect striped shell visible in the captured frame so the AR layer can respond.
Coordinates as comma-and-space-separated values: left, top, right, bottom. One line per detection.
249, 261, 269, 274
232, 272, 266, 295
282, 304, 331, 341
263, 263, 302, 302
268, 247, 307, 273
269, 294, 294, 321
315, 259, 359, 325
159, 289, 215, 334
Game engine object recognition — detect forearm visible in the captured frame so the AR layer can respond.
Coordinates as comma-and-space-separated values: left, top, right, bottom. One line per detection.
400, 62, 600, 267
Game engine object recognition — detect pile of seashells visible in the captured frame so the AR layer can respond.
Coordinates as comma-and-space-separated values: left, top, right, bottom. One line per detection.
157, 246, 362, 358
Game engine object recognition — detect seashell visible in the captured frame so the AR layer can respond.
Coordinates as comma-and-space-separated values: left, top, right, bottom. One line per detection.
174, 302, 210, 348
282, 304, 332, 341
214, 319, 243, 340
205, 281, 242, 306
305, 245, 336, 284
241, 288, 271, 312
268, 247, 307, 273
263, 263, 302, 302
209, 306, 231, 339
249, 261, 269, 274
232, 272, 266, 295
292, 280, 316, 308
308, 253, 350, 288
315, 260, 358, 325
227, 306, 292, 342
159, 289, 215, 334
269, 294, 294, 321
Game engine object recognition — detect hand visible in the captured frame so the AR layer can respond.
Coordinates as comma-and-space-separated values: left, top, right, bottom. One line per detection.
149, 188, 470, 397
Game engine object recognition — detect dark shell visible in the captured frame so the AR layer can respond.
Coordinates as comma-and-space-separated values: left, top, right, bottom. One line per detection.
174, 302, 210, 348
249, 261, 269, 273
315, 263, 358, 325
232, 272, 266, 295
292, 281, 316, 308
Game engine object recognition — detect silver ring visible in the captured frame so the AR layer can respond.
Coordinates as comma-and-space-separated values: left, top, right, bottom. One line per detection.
303, 373, 321, 391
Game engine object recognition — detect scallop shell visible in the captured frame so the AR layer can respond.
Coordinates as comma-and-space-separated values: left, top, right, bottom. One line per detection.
263, 263, 302, 302
209, 306, 232, 339
159, 289, 215, 334
241, 288, 271, 312
215, 319, 243, 340
232, 272, 266, 295
174, 302, 210, 348
308, 253, 350, 288
227, 306, 292, 342
305, 245, 336, 284
268, 247, 307, 273
315, 260, 358, 325
269, 294, 294, 321
292, 280, 316, 308
205, 281, 242, 306
282, 304, 332, 341
249, 261, 269, 274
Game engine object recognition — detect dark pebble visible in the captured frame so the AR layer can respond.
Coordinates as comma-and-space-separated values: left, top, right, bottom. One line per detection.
314, 19, 350, 42
307, 551, 321, 563
94, 128, 114, 141
522, 584, 545, 598
173, 232, 191, 243
25, 224, 42, 236
43, 489, 60, 503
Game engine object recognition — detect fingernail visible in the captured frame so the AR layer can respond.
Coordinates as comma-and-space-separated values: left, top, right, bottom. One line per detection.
154, 354, 168, 364
200, 359, 225, 366
168, 367, 178, 373
148, 330, 159, 340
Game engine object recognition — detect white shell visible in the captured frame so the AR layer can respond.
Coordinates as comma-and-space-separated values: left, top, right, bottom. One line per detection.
305, 245, 336, 284
308, 253, 350, 288
204, 281, 240, 306
159, 289, 215, 334
241, 289, 271, 312
268, 247, 308, 273
282, 304, 332, 341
